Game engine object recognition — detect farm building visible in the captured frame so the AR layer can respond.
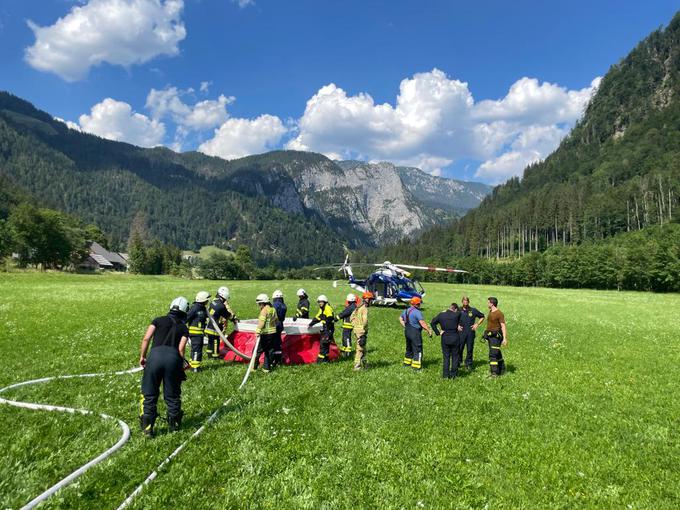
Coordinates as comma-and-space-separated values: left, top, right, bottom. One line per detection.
81, 242, 129, 271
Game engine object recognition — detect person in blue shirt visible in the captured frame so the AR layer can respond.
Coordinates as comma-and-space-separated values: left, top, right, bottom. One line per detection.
271, 290, 287, 367
399, 296, 433, 370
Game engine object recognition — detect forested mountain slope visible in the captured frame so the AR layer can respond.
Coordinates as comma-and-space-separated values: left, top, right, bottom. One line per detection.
0, 93, 490, 265
377, 12, 680, 262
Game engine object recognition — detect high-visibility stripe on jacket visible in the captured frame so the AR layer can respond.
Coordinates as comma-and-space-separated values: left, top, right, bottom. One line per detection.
186, 302, 208, 336
295, 298, 310, 319
336, 302, 357, 330
311, 303, 335, 332
255, 305, 278, 335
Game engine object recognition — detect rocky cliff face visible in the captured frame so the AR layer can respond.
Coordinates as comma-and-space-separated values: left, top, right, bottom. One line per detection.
226, 153, 491, 246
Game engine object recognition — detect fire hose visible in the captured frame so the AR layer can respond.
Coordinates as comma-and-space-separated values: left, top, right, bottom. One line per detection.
2, 322, 260, 509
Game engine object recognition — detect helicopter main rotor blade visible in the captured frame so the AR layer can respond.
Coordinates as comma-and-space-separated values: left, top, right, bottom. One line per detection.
394, 263, 468, 273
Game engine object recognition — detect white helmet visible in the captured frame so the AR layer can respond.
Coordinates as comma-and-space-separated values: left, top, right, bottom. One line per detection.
255, 293, 270, 304
272, 289, 284, 299
346, 293, 357, 303
317, 294, 328, 303
296, 288, 306, 297
169, 296, 189, 313
217, 286, 229, 300
195, 291, 210, 303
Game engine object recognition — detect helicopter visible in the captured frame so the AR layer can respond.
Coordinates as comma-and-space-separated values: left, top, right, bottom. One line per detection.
315, 256, 467, 306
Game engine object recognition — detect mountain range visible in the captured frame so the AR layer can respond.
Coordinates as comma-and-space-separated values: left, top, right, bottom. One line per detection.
0, 92, 490, 266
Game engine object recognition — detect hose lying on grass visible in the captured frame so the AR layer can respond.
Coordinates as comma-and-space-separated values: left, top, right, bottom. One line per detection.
0, 367, 142, 510
1, 326, 261, 509
116, 333, 261, 509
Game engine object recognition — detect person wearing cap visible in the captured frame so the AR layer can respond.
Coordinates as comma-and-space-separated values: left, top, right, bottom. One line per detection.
204, 286, 238, 359
309, 295, 336, 364
399, 296, 433, 371
186, 291, 210, 372
351, 291, 373, 370
430, 302, 463, 379
336, 293, 358, 358
138, 297, 190, 437
293, 288, 310, 320
253, 294, 279, 372
271, 290, 287, 367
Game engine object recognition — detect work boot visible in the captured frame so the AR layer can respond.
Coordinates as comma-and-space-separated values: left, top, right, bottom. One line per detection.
167, 411, 183, 432
140, 415, 156, 437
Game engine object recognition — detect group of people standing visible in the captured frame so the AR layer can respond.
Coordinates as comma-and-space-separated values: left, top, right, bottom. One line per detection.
137, 287, 373, 437
400, 295, 508, 379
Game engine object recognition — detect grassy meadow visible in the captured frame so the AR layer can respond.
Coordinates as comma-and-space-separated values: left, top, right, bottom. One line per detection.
0, 272, 678, 509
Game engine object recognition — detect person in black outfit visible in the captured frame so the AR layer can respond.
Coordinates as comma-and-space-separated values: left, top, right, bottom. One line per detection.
459, 296, 485, 370
138, 297, 189, 437
430, 303, 463, 379
271, 290, 287, 367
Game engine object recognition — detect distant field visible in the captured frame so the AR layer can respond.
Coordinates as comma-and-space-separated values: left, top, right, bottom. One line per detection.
182, 245, 234, 259
0, 273, 678, 509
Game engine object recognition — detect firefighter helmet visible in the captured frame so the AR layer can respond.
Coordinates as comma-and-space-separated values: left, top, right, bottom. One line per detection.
410, 296, 422, 306
255, 293, 270, 304
169, 296, 189, 313
362, 291, 374, 300
217, 286, 229, 300
272, 289, 284, 299
317, 294, 329, 303
296, 288, 306, 297
195, 291, 210, 303
346, 293, 357, 303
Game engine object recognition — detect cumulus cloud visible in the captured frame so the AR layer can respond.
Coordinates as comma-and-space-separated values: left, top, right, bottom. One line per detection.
288, 69, 599, 181
79, 98, 165, 147
146, 86, 232, 131
25, 0, 186, 81
199, 115, 287, 160
54, 116, 82, 131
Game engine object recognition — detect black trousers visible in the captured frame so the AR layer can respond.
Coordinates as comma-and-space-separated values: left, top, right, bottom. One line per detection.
341, 328, 353, 352
272, 331, 283, 366
487, 334, 505, 375
255, 333, 277, 370
317, 328, 334, 360
459, 330, 475, 368
206, 334, 220, 358
405, 325, 423, 369
442, 333, 462, 378
189, 335, 203, 366
141, 346, 183, 420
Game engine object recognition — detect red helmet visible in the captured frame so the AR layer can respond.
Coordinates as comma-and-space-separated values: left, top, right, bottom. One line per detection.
362, 291, 374, 300
410, 296, 422, 306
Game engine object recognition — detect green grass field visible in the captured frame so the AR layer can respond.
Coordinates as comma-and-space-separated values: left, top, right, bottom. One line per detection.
0, 273, 678, 509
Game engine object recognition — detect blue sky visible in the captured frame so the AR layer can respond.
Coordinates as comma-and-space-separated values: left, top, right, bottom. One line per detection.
0, 0, 678, 183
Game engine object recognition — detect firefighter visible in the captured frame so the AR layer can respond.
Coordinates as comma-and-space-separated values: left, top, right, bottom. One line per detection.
336, 293, 358, 357
483, 296, 508, 377
253, 294, 279, 373
430, 303, 463, 379
293, 288, 310, 320
459, 296, 485, 370
186, 291, 210, 372
399, 296, 433, 371
204, 286, 238, 359
309, 294, 335, 363
351, 291, 373, 370
272, 289, 287, 367
138, 297, 189, 437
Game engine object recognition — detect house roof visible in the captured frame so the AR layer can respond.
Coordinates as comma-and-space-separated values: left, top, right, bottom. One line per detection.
89, 241, 128, 267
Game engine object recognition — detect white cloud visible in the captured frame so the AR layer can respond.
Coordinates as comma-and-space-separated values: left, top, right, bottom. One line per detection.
200, 81, 212, 93
199, 115, 287, 160
78, 98, 165, 147
25, 0, 186, 81
54, 116, 82, 131
146, 86, 232, 131
232, 0, 255, 7
288, 69, 600, 181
